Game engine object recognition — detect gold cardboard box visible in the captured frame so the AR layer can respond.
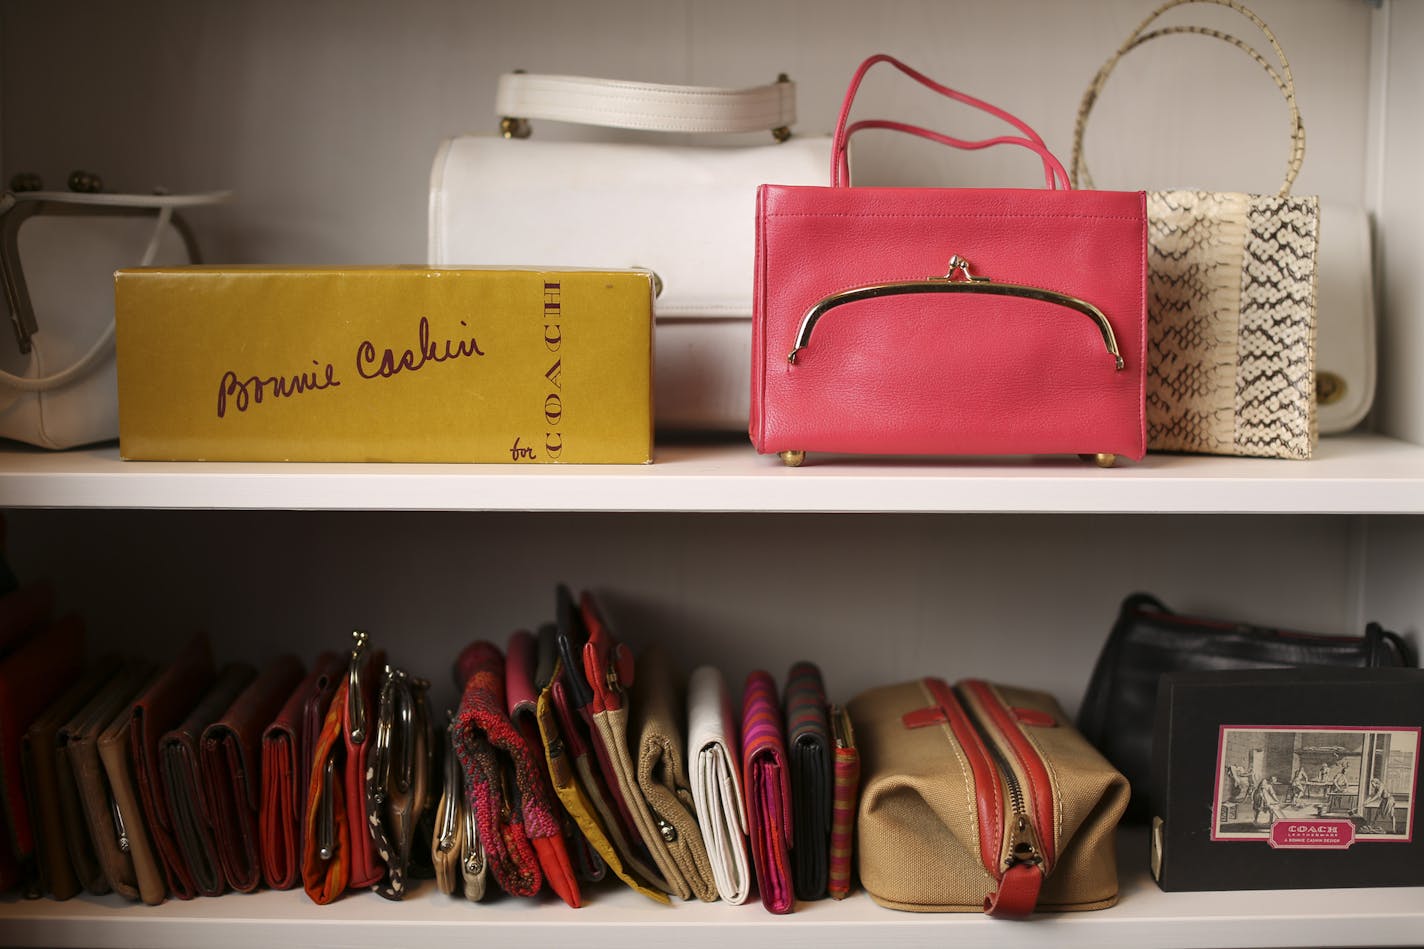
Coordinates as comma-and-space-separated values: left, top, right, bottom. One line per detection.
116, 267, 653, 463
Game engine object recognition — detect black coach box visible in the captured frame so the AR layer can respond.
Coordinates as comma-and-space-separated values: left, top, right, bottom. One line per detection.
1151, 667, 1423, 891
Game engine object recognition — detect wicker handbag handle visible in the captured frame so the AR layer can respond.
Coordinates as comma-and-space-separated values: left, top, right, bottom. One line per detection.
1071, 0, 1304, 197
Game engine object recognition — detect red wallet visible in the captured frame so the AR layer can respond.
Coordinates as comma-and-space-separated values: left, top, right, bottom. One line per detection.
261, 651, 340, 890
343, 637, 384, 890
741, 670, 795, 914
159, 663, 257, 898
202, 654, 304, 893
506, 629, 580, 907
452, 640, 543, 899
302, 633, 383, 903
827, 705, 860, 900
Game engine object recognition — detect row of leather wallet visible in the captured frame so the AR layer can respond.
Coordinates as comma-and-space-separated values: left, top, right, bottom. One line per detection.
1, 582, 860, 913
438, 586, 859, 912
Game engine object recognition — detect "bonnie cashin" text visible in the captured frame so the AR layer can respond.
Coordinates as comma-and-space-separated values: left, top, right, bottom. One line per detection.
214, 316, 485, 418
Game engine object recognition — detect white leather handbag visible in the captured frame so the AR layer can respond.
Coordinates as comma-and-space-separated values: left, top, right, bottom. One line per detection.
0, 188, 228, 449
1315, 204, 1376, 434
428, 72, 831, 431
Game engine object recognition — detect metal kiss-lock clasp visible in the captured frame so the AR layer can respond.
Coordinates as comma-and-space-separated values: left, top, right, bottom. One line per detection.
371, 665, 399, 804
787, 252, 1125, 371
436, 713, 460, 854
317, 756, 337, 861
348, 630, 370, 744
944, 254, 991, 284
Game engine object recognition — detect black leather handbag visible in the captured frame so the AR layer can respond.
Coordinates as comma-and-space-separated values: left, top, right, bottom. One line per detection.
1078, 593, 1416, 822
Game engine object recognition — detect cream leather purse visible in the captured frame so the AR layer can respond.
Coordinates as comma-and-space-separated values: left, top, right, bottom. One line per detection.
0, 188, 227, 449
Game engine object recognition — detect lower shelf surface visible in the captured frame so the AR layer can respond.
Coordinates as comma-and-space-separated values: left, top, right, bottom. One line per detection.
3, 832, 1421, 949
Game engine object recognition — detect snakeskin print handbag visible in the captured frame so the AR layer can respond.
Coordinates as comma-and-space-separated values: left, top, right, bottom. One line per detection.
1071, 0, 1320, 459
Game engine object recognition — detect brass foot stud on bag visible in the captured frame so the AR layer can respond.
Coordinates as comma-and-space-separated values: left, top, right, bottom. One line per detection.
779, 450, 806, 467
1078, 453, 1117, 468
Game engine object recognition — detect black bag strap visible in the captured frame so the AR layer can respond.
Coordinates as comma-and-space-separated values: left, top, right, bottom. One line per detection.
1365, 622, 1418, 668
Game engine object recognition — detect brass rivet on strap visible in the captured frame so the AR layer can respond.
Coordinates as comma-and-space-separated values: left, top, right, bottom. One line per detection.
500, 116, 531, 139
773, 74, 792, 142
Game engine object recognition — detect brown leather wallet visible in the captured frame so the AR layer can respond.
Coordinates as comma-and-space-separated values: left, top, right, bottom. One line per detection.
0, 613, 84, 894
632, 644, 718, 902
261, 651, 340, 890
68, 661, 158, 901
160, 663, 257, 898
201, 654, 304, 893
128, 635, 216, 901
21, 657, 122, 899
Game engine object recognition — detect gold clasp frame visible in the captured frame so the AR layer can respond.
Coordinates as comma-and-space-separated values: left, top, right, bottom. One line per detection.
786, 254, 1125, 370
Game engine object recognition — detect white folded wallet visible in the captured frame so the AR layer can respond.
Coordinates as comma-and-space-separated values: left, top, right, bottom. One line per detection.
687, 665, 751, 904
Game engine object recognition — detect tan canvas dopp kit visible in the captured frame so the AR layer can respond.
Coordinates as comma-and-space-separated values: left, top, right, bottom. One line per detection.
115, 267, 653, 463
848, 678, 1129, 917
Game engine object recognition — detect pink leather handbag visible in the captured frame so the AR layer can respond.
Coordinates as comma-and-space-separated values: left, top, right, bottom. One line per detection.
750, 55, 1147, 466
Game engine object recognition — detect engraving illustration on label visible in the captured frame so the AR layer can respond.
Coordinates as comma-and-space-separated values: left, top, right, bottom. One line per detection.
1211, 725, 1419, 847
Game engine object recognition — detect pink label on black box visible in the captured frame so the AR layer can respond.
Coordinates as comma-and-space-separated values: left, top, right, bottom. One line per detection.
1269, 819, 1356, 850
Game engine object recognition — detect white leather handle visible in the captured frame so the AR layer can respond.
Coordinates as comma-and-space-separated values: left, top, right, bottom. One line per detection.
494, 72, 797, 135
7, 189, 232, 209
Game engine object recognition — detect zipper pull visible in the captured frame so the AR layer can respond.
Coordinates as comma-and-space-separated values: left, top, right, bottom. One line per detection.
1006, 813, 1043, 869
987, 815, 1046, 918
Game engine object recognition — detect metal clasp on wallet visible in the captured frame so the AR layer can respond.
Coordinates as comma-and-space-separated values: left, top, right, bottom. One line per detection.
371, 665, 398, 805
317, 756, 337, 861
110, 795, 130, 854
348, 630, 370, 744
436, 717, 460, 854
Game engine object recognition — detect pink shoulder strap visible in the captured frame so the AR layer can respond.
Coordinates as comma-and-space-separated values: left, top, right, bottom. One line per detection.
831, 54, 1070, 191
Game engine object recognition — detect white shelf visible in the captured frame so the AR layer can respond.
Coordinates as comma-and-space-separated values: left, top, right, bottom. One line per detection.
1, 433, 1423, 514
1, 831, 1419, 949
